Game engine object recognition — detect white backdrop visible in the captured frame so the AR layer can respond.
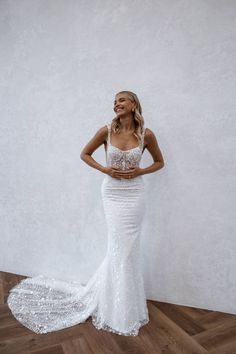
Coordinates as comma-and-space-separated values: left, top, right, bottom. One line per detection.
1, 0, 235, 315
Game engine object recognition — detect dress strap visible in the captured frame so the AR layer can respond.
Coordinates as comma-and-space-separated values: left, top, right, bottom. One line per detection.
140, 126, 146, 151
106, 124, 111, 144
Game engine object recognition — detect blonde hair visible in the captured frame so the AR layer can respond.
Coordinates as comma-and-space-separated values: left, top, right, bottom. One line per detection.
111, 90, 145, 142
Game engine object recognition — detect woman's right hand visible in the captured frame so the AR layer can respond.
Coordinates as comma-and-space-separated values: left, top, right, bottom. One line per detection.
103, 166, 122, 179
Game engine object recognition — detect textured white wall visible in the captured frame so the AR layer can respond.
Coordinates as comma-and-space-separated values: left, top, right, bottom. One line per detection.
1, 0, 235, 314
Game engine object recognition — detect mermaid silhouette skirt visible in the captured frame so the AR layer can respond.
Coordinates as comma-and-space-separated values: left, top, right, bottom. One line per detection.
7, 175, 149, 336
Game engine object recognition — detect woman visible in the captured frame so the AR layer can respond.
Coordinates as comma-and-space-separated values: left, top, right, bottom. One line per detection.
7, 90, 164, 336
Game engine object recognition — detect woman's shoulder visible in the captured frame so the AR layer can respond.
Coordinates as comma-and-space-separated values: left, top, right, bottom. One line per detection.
143, 127, 157, 144
92, 124, 109, 140
98, 123, 111, 131
144, 127, 155, 136
143, 126, 150, 137
94, 124, 110, 142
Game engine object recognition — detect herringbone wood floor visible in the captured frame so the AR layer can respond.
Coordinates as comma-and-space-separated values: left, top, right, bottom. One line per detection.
0, 271, 235, 354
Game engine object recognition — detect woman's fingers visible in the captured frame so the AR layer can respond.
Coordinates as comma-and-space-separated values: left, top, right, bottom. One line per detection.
115, 169, 135, 175
111, 167, 136, 179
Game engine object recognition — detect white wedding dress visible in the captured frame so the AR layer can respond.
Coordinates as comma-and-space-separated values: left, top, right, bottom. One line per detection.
7, 123, 149, 336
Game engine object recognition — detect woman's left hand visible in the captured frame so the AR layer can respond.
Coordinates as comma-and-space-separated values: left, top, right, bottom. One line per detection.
112, 165, 143, 179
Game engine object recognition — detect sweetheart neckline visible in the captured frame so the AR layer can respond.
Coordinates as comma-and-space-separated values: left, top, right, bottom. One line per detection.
108, 143, 140, 152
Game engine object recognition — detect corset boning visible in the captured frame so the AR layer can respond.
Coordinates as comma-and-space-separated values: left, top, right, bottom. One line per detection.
106, 145, 142, 171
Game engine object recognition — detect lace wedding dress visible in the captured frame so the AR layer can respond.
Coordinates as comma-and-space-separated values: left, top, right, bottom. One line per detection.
7, 123, 149, 336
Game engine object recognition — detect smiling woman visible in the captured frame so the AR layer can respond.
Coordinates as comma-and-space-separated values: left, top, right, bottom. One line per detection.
7, 90, 164, 336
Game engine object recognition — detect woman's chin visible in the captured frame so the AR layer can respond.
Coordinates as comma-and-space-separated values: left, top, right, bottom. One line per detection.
116, 112, 126, 118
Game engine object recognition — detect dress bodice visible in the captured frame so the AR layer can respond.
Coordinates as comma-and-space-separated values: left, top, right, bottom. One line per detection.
105, 124, 145, 171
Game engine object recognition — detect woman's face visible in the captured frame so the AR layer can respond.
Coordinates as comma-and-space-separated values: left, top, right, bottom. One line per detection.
113, 93, 135, 117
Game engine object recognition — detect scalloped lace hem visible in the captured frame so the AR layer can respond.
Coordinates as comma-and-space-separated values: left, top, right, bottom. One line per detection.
91, 315, 149, 336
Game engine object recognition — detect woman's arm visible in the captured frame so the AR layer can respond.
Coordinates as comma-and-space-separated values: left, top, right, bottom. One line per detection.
141, 128, 165, 175
80, 125, 107, 174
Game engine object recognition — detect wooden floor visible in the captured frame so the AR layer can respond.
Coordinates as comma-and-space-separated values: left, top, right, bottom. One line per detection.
0, 271, 236, 354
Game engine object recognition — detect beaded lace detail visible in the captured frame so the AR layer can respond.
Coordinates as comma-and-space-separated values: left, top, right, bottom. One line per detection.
106, 124, 145, 171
